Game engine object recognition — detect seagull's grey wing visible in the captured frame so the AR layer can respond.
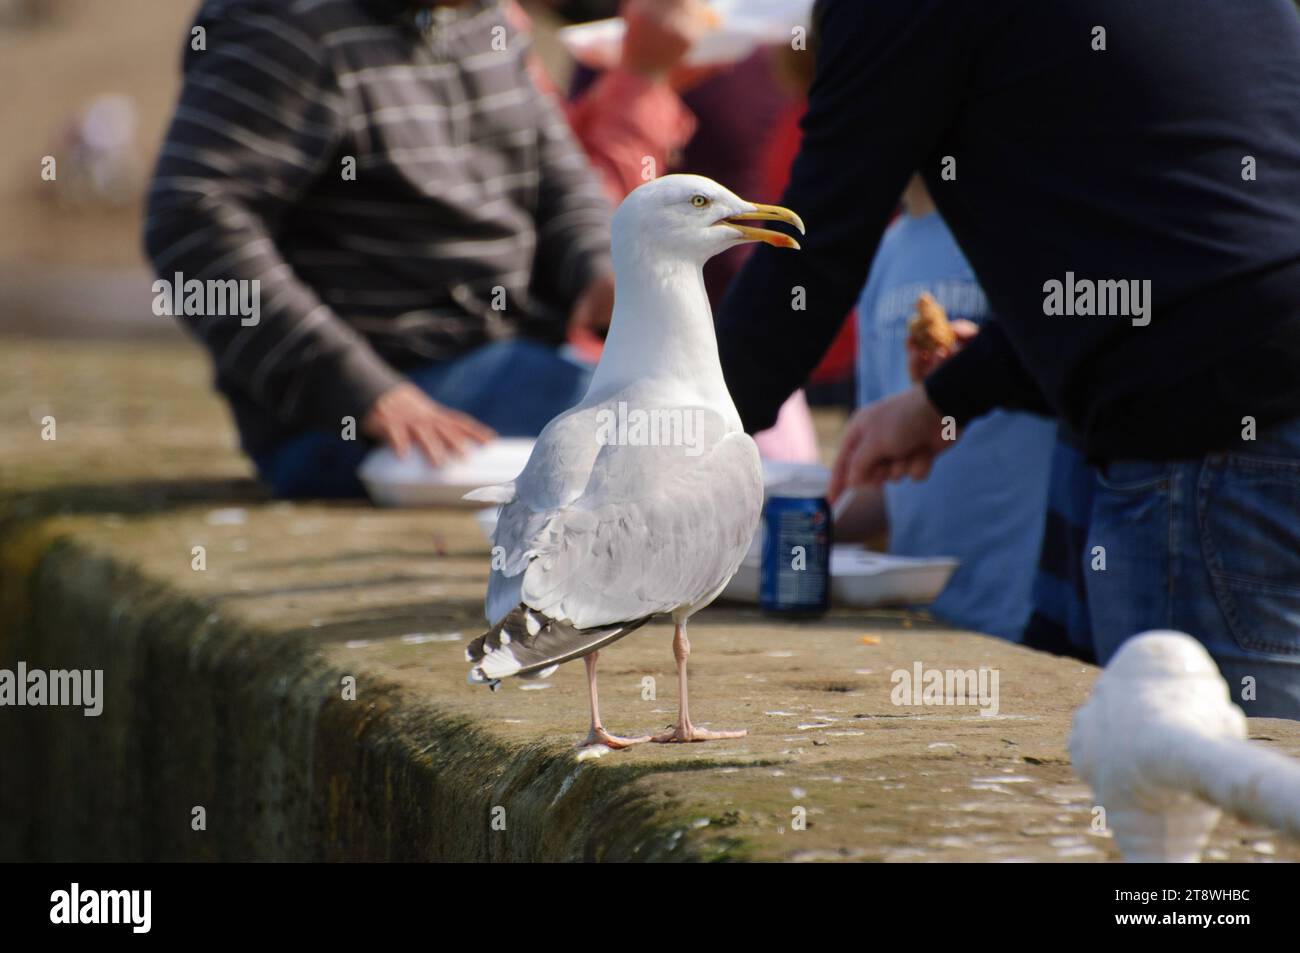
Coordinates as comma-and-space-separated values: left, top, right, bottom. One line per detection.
470, 428, 761, 684
468, 399, 761, 686
519, 429, 762, 629
489, 407, 762, 629
480, 403, 609, 625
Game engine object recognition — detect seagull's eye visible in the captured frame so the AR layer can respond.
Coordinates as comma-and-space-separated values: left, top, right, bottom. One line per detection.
690, 194, 710, 208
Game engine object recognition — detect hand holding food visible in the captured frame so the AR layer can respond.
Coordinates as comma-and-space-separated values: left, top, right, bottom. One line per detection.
907, 292, 956, 352
905, 293, 980, 383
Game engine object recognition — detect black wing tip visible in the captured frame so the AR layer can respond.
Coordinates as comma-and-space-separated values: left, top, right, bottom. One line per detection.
466, 605, 654, 681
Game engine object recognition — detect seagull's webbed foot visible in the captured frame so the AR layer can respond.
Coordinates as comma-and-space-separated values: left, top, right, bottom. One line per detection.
651, 721, 748, 743
577, 727, 651, 750
577, 652, 649, 750
653, 623, 748, 742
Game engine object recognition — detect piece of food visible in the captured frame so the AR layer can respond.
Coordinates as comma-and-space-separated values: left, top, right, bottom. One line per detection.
906, 292, 956, 352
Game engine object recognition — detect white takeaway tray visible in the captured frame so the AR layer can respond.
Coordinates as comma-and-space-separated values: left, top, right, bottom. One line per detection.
359, 438, 535, 508
559, 0, 814, 69
722, 541, 958, 609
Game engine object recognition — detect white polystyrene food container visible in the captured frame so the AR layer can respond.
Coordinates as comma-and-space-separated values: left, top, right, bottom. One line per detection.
722, 533, 958, 608
358, 438, 535, 508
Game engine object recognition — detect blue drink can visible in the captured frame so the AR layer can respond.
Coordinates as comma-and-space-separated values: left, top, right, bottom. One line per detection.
760, 493, 831, 616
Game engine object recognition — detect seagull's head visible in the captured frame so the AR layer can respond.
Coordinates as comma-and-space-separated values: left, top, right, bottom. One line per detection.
612, 173, 804, 264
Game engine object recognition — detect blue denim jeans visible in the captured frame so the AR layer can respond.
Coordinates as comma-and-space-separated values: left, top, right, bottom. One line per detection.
1022, 435, 1096, 661
1087, 416, 1300, 719
253, 339, 592, 499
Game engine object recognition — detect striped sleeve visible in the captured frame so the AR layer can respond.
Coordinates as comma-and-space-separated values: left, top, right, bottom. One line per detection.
143, 2, 404, 434
522, 58, 614, 307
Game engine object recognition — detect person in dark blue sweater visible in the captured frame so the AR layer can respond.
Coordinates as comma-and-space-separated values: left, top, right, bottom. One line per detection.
716, 0, 1300, 717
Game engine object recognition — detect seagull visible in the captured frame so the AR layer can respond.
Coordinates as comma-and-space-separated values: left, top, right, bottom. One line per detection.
464, 174, 804, 748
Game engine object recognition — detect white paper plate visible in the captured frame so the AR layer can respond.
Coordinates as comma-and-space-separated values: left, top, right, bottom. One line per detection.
559, 0, 814, 69
359, 438, 534, 508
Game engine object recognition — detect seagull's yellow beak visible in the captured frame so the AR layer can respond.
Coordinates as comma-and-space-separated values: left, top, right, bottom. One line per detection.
720, 203, 805, 250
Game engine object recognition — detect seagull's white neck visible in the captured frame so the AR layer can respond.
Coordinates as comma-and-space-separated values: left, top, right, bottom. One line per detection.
585, 241, 739, 423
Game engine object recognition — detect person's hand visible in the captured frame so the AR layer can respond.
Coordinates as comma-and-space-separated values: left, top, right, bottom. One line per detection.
829, 384, 956, 501
621, 0, 715, 81
828, 482, 887, 546
569, 271, 616, 339
906, 318, 979, 383
361, 383, 494, 467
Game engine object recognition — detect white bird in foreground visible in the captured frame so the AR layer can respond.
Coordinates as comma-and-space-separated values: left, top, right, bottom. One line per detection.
464, 174, 804, 747
1070, 630, 1300, 862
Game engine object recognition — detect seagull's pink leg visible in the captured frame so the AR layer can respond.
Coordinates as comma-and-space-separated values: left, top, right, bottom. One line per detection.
652, 622, 748, 743
576, 651, 650, 749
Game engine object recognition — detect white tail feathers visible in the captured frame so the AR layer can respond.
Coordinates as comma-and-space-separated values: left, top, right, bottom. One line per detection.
463, 482, 516, 504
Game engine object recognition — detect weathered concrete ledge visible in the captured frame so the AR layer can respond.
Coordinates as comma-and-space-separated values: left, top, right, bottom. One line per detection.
0, 503, 756, 862
3, 341, 1299, 862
